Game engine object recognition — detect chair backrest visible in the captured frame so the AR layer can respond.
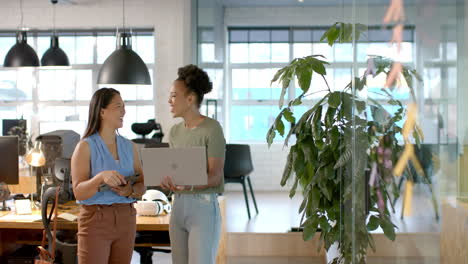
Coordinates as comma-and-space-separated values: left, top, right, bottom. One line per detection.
224, 144, 253, 178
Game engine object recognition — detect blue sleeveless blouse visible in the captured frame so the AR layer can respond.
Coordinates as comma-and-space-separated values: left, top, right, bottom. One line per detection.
78, 133, 136, 205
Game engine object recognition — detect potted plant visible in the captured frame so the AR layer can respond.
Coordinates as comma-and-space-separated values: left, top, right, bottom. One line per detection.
266, 22, 430, 263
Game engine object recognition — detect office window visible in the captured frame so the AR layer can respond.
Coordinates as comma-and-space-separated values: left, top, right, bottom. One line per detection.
0, 30, 155, 139
227, 27, 415, 142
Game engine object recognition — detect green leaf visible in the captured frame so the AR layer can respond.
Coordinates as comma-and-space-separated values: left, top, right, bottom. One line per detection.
367, 215, 380, 231
325, 106, 337, 127
319, 182, 332, 201
266, 127, 276, 147
280, 149, 294, 186
310, 187, 321, 211
283, 108, 296, 123
328, 92, 341, 108
292, 97, 303, 106
276, 118, 285, 136
370, 105, 390, 125
334, 147, 352, 169
310, 59, 327, 75
330, 126, 340, 150
303, 221, 317, 241
355, 100, 366, 113
297, 65, 313, 93
289, 175, 299, 198
380, 218, 396, 241
271, 68, 286, 85
298, 196, 308, 214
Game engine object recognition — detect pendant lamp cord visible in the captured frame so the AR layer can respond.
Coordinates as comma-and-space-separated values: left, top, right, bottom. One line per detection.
19, 0, 24, 30
53, 2, 56, 36
122, 0, 126, 33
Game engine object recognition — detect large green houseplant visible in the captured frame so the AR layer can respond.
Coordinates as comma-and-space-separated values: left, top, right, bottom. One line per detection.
266, 23, 426, 263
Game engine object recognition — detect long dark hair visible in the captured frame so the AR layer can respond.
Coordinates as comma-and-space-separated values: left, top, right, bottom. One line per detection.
176, 64, 212, 108
83, 88, 120, 138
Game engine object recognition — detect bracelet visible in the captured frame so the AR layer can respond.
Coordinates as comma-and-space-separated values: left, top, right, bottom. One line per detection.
126, 185, 135, 198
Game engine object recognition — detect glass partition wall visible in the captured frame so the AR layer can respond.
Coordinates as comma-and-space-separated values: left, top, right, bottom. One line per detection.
196, 0, 466, 263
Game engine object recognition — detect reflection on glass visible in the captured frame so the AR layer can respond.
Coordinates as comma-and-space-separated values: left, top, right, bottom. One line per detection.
424, 68, 441, 99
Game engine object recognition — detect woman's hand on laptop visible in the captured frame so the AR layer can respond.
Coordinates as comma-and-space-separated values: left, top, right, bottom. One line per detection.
161, 176, 184, 191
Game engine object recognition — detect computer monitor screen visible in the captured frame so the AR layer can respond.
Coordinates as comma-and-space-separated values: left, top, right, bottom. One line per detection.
2, 119, 27, 136
0, 136, 19, 184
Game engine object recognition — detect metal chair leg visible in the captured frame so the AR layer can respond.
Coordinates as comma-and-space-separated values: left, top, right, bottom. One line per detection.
242, 178, 251, 219
246, 176, 258, 214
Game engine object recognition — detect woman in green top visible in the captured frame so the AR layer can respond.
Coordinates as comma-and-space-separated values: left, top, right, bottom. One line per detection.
161, 64, 226, 264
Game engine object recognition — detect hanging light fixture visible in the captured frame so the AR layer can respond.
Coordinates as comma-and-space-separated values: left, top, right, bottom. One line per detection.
97, 0, 151, 85
41, 0, 70, 67
4, 0, 39, 67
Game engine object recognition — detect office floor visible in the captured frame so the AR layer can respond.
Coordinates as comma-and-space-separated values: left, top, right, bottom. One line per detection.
130, 190, 441, 263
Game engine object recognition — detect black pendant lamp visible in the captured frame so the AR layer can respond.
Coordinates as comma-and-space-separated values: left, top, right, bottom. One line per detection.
97, 0, 151, 85
4, 31, 40, 67
41, 0, 70, 67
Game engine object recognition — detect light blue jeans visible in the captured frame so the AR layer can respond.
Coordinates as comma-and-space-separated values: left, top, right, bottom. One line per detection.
169, 193, 221, 264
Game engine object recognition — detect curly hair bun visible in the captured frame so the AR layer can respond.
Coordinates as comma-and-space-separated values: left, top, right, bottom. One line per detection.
177, 64, 213, 95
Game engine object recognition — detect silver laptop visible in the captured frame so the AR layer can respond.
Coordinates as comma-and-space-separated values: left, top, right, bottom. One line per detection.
140, 147, 208, 186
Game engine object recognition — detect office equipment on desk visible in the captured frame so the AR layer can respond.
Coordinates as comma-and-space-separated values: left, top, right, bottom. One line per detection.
0, 136, 19, 211
34, 130, 80, 199
136, 189, 172, 216
0, 136, 19, 185
141, 147, 208, 186
14, 199, 32, 215
2, 119, 27, 155
25, 140, 45, 209
53, 158, 74, 203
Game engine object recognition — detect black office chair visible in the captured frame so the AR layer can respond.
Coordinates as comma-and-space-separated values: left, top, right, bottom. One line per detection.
131, 119, 164, 147
224, 144, 259, 219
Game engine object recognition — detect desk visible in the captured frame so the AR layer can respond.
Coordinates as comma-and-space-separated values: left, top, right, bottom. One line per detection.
0, 197, 227, 264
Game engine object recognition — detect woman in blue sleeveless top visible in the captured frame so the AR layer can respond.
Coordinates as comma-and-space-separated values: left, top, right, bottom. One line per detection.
71, 88, 146, 264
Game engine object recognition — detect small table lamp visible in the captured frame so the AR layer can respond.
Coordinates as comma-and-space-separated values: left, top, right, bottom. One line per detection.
25, 141, 45, 209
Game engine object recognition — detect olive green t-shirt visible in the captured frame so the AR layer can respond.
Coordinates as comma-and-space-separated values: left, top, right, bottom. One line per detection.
169, 117, 226, 194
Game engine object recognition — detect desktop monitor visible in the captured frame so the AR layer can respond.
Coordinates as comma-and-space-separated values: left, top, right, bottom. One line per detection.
0, 136, 19, 184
